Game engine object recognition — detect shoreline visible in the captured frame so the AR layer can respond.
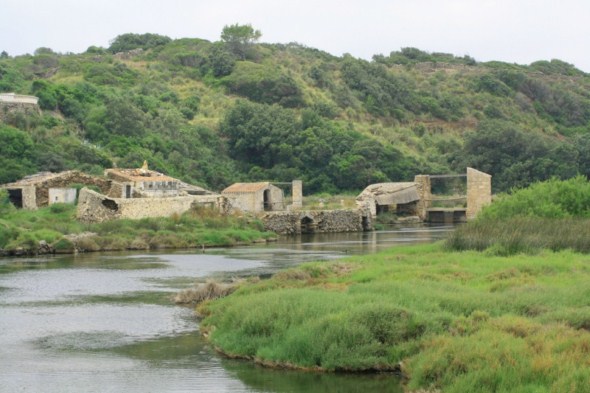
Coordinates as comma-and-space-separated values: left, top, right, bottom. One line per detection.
0, 235, 278, 258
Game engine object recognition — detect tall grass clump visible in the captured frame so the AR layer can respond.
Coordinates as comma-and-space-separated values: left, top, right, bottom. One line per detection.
447, 176, 590, 255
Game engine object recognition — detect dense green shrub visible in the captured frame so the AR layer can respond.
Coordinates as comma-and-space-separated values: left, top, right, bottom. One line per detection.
108, 33, 172, 53
222, 62, 303, 107
447, 177, 590, 254
480, 176, 590, 220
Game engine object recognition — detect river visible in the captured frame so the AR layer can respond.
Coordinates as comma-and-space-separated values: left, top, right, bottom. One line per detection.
0, 225, 451, 393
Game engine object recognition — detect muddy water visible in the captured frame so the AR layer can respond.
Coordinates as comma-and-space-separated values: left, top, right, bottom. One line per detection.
0, 225, 451, 393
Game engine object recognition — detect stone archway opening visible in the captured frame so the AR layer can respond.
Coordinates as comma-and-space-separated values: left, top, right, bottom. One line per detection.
300, 216, 316, 234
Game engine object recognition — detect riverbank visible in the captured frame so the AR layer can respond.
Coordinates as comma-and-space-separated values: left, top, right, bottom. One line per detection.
0, 203, 276, 256
200, 242, 590, 392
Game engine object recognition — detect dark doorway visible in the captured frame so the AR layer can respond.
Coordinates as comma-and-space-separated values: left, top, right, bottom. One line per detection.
7, 189, 23, 208
362, 215, 371, 231
263, 189, 271, 211
376, 204, 389, 215
125, 185, 132, 199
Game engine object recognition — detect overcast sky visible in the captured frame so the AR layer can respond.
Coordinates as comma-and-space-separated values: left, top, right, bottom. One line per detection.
2, 0, 589, 72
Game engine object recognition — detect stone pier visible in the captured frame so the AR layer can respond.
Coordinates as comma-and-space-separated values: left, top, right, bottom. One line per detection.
291, 180, 303, 209
466, 167, 492, 219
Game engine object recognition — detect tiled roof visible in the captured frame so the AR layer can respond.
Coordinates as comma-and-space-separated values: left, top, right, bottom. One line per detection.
106, 168, 176, 182
222, 182, 271, 193
1, 171, 77, 187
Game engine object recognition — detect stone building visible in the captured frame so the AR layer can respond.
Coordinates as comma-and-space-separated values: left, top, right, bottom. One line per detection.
105, 167, 181, 199
356, 182, 421, 219
221, 182, 285, 213
1, 171, 111, 209
0, 93, 39, 105
0, 93, 41, 122
75, 163, 224, 222
105, 163, 212, 199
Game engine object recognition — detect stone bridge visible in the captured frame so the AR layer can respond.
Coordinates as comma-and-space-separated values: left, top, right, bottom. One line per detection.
262, 209, 372, 235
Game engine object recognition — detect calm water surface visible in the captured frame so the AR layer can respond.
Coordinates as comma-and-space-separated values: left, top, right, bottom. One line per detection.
0, 225, 451, 393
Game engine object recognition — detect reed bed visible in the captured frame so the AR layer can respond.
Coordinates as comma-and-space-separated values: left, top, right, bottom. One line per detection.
446, 217, 590, 255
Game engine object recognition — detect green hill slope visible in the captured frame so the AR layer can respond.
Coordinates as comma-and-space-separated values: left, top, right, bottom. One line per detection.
1, 31, 590, 193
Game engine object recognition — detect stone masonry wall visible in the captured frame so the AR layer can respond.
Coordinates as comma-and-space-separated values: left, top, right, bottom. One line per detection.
263, 209, 366, 235
225, 192, 258, 213
413, 175, 432, 221
21, 186, 37, 210
77, 188, 227, 223
466, 167, 492, 219
35, 171, 111, 207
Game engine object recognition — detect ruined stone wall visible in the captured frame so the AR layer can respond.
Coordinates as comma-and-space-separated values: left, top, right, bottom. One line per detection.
34, 171, 111, 207
224, 192, 258, 213
117, 197, 195, 219
262, 209, 366, 235
77, 188, 229, 223
77, 188, 120, 222
107, 182, 124, 198
466, 167, 492, 219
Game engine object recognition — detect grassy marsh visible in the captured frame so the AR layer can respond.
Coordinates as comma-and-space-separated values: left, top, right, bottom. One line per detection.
201, 244, 590, 392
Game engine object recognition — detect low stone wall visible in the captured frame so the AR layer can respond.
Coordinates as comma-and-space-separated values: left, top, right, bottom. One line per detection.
262, 209, 369, 235
77, 188, 228, 223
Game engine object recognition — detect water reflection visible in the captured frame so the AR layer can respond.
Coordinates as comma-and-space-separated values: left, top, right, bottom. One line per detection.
0, 225, 452, 393
223, 360, 404, 393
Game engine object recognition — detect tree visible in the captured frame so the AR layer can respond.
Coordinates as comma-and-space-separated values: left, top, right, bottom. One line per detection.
0, 125, 36, 183
108, 33, 171, 53
208, 43, 236, 77
220, 23, 261, 60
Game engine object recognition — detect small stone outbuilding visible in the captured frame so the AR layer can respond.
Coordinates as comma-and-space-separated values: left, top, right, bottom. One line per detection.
1, 171, 111, 209
222, 182, 284, 213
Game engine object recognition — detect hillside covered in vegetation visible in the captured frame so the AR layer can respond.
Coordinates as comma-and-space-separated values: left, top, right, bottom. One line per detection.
2, 27, 590, 193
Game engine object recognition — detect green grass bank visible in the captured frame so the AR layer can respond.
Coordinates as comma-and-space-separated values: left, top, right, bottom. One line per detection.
0, 198, 275, 255
200, 244, 590, 392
